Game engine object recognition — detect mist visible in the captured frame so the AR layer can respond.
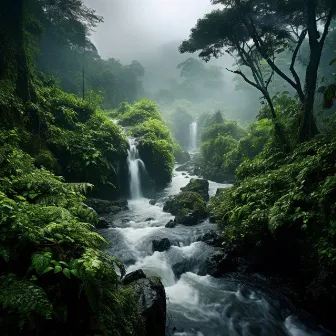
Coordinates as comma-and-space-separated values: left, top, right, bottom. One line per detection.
83, 0, 262, 123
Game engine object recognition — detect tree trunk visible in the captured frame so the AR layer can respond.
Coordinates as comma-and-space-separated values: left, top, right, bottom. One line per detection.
15, 0, 31, 103
265, 93, 290, 152
299, 50, 320, 142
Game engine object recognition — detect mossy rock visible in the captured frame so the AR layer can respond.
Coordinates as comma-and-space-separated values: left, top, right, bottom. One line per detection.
173, 144, 190, 164
181, 178, 209, 201
163, 191, 208, 225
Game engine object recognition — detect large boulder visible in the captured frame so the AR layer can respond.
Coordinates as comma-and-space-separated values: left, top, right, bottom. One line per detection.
122, 269, 147, 285
163, 191, 208, 225
132, 276, 166, 336
96, 217, 110, 229
181, 178, 209, 201
152, 238, 171, 252
198, 230, 222, 247
165, 219, 177, 228
85, 198, 128, 214
198, 251, 236, 277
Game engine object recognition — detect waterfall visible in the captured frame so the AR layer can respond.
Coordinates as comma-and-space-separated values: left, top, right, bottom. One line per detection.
189, 121, 198, 152
127, 138, 145, 199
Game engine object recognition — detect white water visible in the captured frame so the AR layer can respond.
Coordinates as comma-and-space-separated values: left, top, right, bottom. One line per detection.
100, 167, 332, 336
127, 138, 146, 199
189, 122, 198, 153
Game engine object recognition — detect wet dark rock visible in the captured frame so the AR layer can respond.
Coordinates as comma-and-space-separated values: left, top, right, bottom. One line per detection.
209, 215, 218, 223
177, 210, 207, 226
182, 172, 186, 175
165, 219, 177, 228
198, 251, 236, 277
185, 176, 189, 178
172, 262, 189, 279
122, 269, 146, 285
176, 161, 193, 172
145, 217, 155, 222
122, 218, 130, 223
96, 217, 110, 229
123, 271, 166, 336
163, 191, 208, 226
85, 198, 127, 214
149, 199, 156, 205
133, 277, 166, 336
152, 238, 171, 252
198, 230, 222, 247
181, 178, 209, 201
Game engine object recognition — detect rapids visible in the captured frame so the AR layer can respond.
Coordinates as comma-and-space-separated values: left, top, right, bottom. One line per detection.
100, 167, 332, 336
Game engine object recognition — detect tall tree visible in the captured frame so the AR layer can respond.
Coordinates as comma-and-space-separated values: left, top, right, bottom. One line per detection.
180, 0, 336, 142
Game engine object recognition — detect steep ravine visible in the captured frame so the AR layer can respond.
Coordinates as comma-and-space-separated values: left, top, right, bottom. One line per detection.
98, 164, 332, 336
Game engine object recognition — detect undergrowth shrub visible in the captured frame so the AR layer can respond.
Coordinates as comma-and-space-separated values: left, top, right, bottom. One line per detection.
0, 129, 143, 335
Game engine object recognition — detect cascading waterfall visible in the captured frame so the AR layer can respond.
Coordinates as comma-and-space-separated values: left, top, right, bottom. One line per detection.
189, 121, 198, 153
127, 137, 146, 199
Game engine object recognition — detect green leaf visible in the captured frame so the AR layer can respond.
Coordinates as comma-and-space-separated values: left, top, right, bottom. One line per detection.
70, 269, 79, 278
63, 268, 71, 279
54, 265, 62, 273
42, 266, 54, 274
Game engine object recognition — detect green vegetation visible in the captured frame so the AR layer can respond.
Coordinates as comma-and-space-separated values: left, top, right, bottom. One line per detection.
0, 1, 147, 334
0, 129, 143, 335
181, 1, 336, 328
113, 99, 188, 187
163, 191, 208, 225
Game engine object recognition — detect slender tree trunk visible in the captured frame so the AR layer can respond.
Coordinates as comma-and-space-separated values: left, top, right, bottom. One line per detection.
299, 50, 320, 142
15, 0, 31, 103
264, 93, 290, 151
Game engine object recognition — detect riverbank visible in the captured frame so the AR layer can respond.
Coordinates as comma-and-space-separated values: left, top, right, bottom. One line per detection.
98, 166, 330, 336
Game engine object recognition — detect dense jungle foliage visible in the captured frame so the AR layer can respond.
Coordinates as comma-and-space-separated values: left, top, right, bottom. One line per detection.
111, 99, 185, 188
0, 0, 158, 334
1, 0, 336, 333
180, 0, 336, 329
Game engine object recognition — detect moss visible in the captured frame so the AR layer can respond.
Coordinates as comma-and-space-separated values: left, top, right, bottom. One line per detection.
173, 142, 190, 164
114, 100, 175, 189
180, 178, 209, 201
163, 191, 207, 224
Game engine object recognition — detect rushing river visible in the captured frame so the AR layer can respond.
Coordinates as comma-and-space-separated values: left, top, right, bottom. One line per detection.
100, 167, 332, 336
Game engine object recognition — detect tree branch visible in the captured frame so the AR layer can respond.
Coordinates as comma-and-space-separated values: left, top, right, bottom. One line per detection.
226, 68, 264, 93
290, 29, 307, 102
319, 4, 335, 48
265, 68, 274, 90
244, 16, 300, 92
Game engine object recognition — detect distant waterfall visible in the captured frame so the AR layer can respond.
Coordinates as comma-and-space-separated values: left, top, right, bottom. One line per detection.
127, 138, 145, 199
189, 121, 198, 153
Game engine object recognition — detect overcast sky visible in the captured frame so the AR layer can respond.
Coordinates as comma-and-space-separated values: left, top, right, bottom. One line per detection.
84, 0, 220, 62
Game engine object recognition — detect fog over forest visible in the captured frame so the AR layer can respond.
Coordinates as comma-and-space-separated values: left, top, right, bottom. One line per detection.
84, 0, 262, 122
1, 0, 336, 335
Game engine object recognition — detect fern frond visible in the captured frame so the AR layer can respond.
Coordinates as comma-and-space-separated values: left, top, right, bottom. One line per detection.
0, 274, 52, 329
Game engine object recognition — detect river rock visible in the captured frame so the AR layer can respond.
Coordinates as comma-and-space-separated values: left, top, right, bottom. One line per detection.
152, 238, 171, 252
172, 262, 189, 279
85, 198, 127, 214
198, 230, 222, 247
146, 217, 155, 222
165, 219, 177, 228
96, 217, 110, 229
181, 178, 209, 201
133, 277, 166, 336
122, 269, 146, 285
149, 199, 156, 205
175, 161, 193, 172
163, 192, 208, 225
198, 251, 236, 277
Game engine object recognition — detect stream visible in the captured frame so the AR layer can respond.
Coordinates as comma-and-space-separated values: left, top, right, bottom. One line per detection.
99, 166, 334, 336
